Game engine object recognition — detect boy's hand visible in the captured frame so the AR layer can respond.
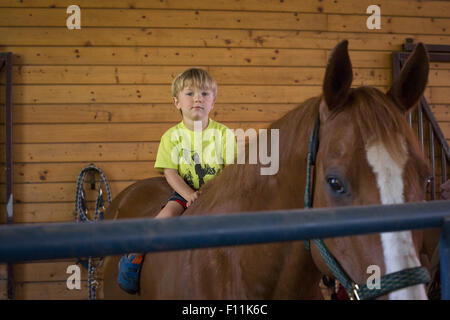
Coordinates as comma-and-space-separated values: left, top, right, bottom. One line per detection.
186, 191, 201, 208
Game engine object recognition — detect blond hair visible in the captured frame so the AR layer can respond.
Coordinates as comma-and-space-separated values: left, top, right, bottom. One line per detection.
171, 68, 217, 98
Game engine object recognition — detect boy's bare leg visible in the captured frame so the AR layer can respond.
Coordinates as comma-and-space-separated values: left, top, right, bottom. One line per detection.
156, 201, 185, 219
134, 203, 183, 257
127, 202, 184, 257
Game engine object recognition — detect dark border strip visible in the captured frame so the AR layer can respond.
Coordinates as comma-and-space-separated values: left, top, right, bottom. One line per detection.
1, 52, 14, 300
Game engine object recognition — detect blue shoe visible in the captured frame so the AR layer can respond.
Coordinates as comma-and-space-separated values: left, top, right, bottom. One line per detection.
118, 254, 143, 294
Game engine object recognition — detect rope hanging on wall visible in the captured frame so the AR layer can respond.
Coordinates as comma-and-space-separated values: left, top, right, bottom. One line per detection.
74, 163, 112, 300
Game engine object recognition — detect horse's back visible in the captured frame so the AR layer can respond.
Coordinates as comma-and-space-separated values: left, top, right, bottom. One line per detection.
102, 176, 172, 299
104, 176, 172, 220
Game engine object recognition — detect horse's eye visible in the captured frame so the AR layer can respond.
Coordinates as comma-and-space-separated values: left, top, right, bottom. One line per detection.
327, 177, 345, 194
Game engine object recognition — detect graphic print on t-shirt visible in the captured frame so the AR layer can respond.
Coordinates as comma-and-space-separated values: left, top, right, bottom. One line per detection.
181, 150, 217, 189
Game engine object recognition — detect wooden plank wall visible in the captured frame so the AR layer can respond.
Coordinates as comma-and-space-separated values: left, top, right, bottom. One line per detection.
0, 0, 449, 299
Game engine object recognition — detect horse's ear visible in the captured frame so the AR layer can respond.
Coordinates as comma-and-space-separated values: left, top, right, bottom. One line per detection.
387, 43, 429, 113
322, 40, 353, 115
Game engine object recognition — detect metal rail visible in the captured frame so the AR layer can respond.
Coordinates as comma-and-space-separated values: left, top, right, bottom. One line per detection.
0, 200, 449, 299
0, 200, 449, 260
1, 200, 449, 262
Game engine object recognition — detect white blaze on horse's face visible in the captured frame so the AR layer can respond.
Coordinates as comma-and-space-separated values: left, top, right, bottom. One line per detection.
365, 140, 428, 300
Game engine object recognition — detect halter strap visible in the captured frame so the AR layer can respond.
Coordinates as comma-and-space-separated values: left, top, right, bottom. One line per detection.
303, 116, 430, 300
310, 238, 430, 299
357, 266, 430, 300
304, 117, 320, 210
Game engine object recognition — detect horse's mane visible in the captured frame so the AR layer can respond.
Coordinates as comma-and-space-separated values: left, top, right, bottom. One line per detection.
343, 86, 430, 190
341, 86, 420, 166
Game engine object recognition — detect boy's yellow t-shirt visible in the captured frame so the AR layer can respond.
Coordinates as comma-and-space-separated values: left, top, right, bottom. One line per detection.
154, 119, 236, 190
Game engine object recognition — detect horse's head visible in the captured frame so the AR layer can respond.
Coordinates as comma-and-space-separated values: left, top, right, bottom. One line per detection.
311, 40, 431, 299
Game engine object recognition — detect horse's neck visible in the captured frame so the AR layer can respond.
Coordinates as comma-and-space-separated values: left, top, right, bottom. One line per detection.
233, 99, 322, 299
184, 99, 322, 298
264, 100, 319, 209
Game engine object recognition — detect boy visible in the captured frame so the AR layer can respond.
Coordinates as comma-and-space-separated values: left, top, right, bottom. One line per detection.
117, 68, 236, 294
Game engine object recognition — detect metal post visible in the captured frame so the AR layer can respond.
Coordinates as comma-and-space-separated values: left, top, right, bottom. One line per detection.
2, 52, 14, 300
443, 147, 447, 184
440, 218, 450, 300
430, 126, 436, 200
418, 102, 424, 154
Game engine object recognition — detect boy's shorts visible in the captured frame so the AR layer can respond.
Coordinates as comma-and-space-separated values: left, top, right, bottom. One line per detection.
167, 191, 188, 209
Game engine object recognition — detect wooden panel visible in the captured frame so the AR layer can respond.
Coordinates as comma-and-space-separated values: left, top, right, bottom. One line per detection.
11, 65, 190, 85
12, 122, 271, 143
0, 265, 6, 300
328, 15, 450, 35
5, 47, 392, 68
12, 85, 326, 104
8, 47, 330, 67
332, 51, 390, 68
9, 181, 135, 203
13, 261, 90, 282
1, 201, 118, 223
2, 202, 76, 223
9, 66, 392, 86
12, 104, 297, 123
429, 69, 450, 87
1, 0, 449, 18
0, 261, 95, 300
424, 87, 450, 105
3, 28, 450, 51
13, 161, 159, 183
12, 142, 160, 162
0, 202, 117, 223
3, 8, 444, 35
1, 8, 449, 35
14, 281, 88, 300
0, 8, 327, 30
0, 280, 6, 300
430, 105, 450, 121
431, 62, 450, 70
0, 264, 5, 280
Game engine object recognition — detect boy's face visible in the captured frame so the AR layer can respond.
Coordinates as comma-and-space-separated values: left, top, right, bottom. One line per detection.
173, 86, 216, 122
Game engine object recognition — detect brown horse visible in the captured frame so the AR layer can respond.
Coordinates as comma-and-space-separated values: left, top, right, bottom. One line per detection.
103, 40, 433, 299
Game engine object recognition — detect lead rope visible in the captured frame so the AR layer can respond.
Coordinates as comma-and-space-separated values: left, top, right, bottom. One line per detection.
75, 163, 112, 300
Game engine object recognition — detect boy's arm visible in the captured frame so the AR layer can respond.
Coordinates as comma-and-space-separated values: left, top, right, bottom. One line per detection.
163, 168, 197, 201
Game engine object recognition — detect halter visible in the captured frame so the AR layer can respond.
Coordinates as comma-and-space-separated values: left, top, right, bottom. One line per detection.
303, 116, 431, 300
